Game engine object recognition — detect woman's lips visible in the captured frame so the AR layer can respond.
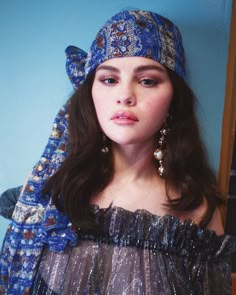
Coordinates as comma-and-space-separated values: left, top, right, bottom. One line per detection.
111, 111, 139, 125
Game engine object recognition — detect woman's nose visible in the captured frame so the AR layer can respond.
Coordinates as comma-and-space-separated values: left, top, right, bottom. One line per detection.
116, 83, 136, 106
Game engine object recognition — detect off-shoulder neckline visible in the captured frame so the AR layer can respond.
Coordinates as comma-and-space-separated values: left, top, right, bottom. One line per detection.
90, 204, 223, 236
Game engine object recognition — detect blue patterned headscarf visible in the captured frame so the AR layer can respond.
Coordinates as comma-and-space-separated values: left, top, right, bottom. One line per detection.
66, 10, 186, 90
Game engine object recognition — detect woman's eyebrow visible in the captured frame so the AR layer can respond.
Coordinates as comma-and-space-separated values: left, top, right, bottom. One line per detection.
134, 65, 166, 73
96, 64, 166, 74
96, 65, 120, 73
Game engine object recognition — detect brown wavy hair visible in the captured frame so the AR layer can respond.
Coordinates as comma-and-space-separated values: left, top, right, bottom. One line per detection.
43, 69, 224, 231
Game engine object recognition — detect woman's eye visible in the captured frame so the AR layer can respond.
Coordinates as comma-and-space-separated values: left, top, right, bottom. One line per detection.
101, 77, 117, 85
140, 79, 158, 87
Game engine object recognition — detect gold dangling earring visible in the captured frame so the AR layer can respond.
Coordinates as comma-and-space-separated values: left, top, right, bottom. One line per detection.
101, 134, 109, 153
153, 127, 168, 177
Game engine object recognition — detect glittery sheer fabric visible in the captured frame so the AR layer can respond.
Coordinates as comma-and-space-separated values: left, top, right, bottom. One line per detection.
31, 206, 234, 295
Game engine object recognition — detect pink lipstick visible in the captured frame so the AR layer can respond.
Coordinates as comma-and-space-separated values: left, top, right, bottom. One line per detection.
111, 110, 139, 125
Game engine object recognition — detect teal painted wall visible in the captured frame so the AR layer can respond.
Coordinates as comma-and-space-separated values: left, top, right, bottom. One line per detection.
0, 0, 232, 246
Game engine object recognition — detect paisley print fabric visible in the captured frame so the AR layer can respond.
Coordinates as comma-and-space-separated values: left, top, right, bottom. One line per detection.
66, 10, 185, 90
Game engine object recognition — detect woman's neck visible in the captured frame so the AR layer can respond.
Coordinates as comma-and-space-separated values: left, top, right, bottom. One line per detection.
91, 141, 168, 214
112, 141, 158, 182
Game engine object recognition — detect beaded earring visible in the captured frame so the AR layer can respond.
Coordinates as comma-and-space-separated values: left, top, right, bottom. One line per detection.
153, 126, 169, 176
101, 134, 109, 153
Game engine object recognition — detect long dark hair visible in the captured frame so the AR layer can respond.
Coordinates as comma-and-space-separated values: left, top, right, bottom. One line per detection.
43, 69, 224, 230
164, 69, 224, 227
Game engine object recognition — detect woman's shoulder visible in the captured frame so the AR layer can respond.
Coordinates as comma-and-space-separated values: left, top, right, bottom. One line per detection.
205, 207, 224, 234
178, 199, 224, 235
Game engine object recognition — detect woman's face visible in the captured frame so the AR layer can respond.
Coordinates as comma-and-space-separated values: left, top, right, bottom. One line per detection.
92, 56, 173, 147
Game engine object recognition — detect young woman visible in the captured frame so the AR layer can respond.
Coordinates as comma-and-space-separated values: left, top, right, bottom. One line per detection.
0, 9, 235, 294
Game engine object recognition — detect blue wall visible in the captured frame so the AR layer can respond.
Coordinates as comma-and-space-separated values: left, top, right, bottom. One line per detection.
0, 0, 232, 246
